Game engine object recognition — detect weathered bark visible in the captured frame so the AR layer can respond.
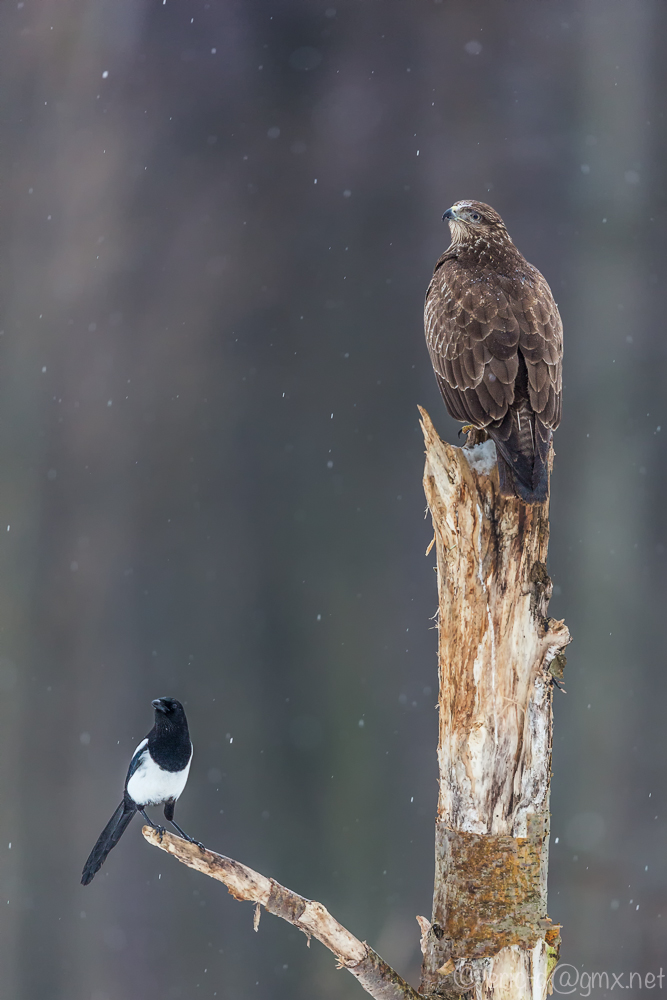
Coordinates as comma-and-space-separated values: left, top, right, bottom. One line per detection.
418, 408, 570, 1000
142, 827, 423, 1000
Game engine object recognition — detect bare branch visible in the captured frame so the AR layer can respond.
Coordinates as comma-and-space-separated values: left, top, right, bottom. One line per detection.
142, 827, 424, 1000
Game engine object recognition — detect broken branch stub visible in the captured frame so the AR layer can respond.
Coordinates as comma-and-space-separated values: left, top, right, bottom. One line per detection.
418, 408, 570, 1000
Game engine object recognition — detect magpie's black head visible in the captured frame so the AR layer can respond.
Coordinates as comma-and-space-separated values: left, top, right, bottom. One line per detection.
152, 697, 186, 725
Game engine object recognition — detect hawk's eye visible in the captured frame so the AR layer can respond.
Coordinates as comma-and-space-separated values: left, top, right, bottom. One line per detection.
471, 212, 480, 221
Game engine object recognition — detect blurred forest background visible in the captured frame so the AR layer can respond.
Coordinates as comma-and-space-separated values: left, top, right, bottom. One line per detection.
0, 1, 665, 998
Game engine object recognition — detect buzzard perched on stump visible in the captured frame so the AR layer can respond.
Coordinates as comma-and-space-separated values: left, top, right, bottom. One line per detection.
424, 200, 563, 503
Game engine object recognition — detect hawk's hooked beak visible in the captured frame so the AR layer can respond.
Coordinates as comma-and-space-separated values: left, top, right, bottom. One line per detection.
442, 207, 457, 221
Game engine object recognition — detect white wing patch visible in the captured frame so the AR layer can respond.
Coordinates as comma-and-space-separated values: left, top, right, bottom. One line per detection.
131, 738, 148, 762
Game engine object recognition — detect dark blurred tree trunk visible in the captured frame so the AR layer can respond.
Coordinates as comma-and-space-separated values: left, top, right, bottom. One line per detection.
417, 410, 570, 1000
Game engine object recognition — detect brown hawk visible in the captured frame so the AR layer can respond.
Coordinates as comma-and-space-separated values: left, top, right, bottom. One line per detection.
424, 200, 563, 503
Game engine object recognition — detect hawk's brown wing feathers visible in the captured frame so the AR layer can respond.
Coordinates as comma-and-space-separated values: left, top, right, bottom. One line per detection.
425, 238, 563, 503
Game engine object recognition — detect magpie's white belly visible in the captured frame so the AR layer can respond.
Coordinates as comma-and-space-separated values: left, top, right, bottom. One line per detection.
127, 754, 191, 806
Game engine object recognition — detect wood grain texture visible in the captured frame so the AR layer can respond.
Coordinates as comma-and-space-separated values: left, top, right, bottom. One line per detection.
418, 408, 569, 1000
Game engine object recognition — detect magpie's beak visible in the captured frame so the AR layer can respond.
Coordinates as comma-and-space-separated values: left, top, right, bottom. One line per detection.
442, 207, 456, 221
152, 699, 167, 713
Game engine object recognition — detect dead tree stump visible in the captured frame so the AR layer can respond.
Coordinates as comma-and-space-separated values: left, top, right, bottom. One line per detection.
418, 408, 570, 1000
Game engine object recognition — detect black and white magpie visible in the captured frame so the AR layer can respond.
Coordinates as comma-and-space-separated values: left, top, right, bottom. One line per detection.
81, 697, 198, 886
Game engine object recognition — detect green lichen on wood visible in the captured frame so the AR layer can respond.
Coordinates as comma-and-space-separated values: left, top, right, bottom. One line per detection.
549, 652, 567, 683
430, 817, 551, 965
545, 924, 562, 984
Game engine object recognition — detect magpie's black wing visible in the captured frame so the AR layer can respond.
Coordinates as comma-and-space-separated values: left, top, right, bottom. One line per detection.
124, 737, 150, 787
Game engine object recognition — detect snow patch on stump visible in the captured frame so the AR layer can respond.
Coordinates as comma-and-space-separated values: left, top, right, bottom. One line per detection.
463, 438, 496, 475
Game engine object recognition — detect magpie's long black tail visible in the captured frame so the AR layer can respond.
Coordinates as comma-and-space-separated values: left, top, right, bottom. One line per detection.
81, 797, 137, 885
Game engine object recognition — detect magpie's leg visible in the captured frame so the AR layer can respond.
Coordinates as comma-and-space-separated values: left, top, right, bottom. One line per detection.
139, 808, 165, 836
169, 819, 203, 845
164, 800, 204, 848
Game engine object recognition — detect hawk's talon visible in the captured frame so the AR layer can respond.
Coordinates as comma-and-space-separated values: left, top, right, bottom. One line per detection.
461, 425, 489, 447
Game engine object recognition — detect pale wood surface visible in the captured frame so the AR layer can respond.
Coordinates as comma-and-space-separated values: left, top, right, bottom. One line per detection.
418, 408, 570, 1000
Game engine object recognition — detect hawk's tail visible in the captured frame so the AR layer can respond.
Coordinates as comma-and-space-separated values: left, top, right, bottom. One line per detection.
81, 797, 137, 886
491, 409, 551, 504
495, 450, 548, 503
